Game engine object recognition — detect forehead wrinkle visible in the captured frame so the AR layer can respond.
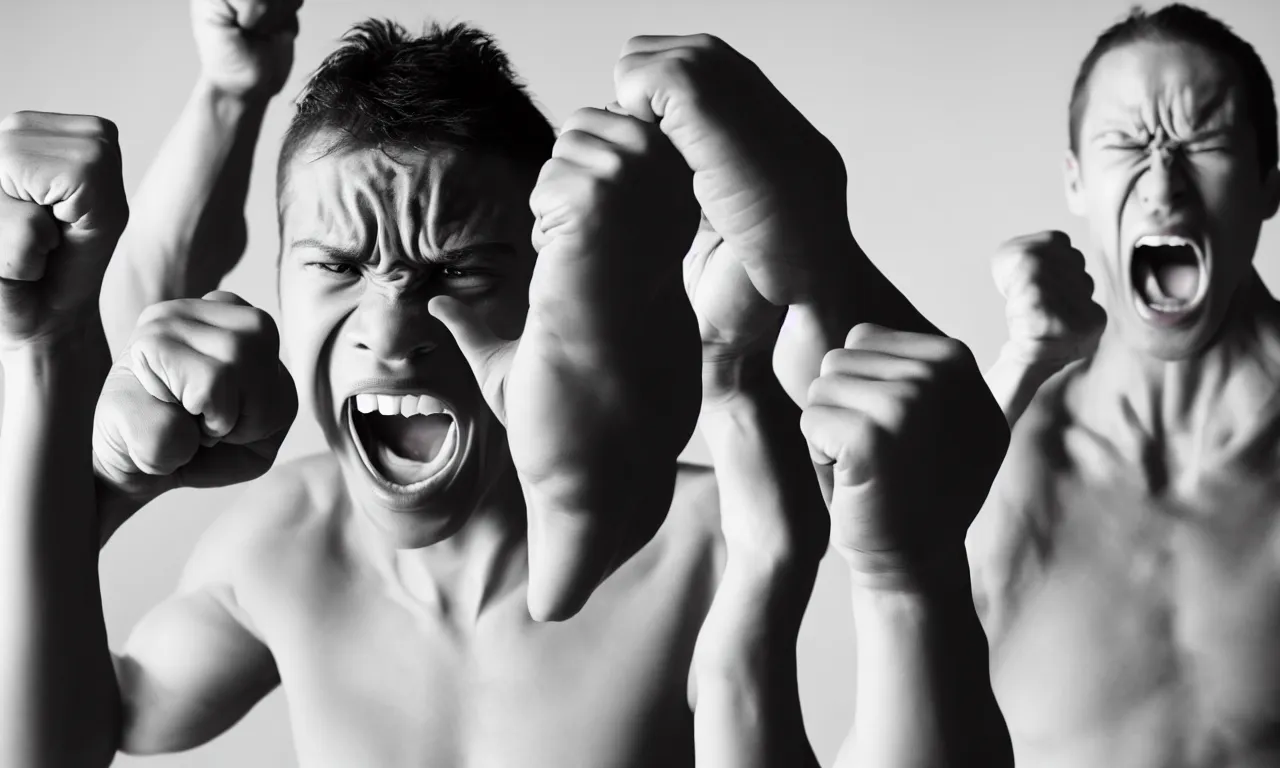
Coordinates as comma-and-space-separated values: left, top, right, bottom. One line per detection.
1086, 43, 1243, 143
284, 148, 394, 258
418, 149, 529, 260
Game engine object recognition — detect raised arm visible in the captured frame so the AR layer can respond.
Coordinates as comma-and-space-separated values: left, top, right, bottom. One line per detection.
608, 34, 1013, 765
103, 292, 295, 755
984, 230, 1105, 427
0, 110, 128, 767
801, 327, 1014, 768
100, 0, 301, 352
0, 116, 295, 759
683, 224, 826, 768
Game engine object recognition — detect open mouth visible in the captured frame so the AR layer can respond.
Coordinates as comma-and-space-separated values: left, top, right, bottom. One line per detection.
1129, 234, 1208, 320
347, 393, 459, 491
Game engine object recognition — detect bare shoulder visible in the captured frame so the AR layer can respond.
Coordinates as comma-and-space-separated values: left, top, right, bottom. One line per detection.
178, 452, 347, 593
968, 367, 1080, 628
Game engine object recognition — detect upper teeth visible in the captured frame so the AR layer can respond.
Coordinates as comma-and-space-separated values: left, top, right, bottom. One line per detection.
1136, 234, 1197, 251
354, 393, 448, 418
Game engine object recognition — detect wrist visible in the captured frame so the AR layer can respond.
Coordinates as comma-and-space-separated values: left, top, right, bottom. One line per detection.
994, 341, 1070, 376
193, 76, 272, 124
0, 318, 110, 382
700, 348, 776, 412
843, 544, 971, 597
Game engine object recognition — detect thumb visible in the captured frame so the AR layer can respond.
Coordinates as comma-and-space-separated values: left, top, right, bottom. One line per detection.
202, 289, 250, 306
525, 494, 611, 623
427, 295, 514, 425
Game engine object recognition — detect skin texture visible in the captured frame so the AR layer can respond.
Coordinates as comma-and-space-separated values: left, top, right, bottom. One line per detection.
970, 40, 1280, 768
101, 0, 300, 353
101, 137, 751, 767
44, 19, 1011, 764
0, 111, 126, 768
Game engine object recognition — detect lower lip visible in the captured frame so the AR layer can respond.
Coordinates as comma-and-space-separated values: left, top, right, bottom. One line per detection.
346, 404, 462, 506
1131, 292, 1204, 328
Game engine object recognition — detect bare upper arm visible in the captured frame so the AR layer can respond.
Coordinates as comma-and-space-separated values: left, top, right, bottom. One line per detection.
115, 586, 278, 754
113, 461, 320, 754
967, 390, 1064, 640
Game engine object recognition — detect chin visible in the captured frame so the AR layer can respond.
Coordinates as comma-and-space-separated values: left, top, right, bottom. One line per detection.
1115, 294, 1229, 361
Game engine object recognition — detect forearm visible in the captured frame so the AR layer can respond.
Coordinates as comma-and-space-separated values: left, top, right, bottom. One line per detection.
694, 372, 825, 768
102, 78, 268, 351
774, 230, 939, 418
0, 324, 121, 766
983, 346, 1061, 428
836, 557, 1012, 768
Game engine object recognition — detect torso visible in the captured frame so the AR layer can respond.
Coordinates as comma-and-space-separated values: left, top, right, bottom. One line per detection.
229, 455, 722, 768
971, 366, 1280, 768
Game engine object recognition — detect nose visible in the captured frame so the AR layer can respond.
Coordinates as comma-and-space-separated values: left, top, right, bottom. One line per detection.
1136, 146, 1189, 218
345, 290, 439, 363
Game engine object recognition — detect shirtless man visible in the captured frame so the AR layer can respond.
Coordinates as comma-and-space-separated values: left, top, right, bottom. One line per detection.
970, 5, 1280, 767
0, 11, 1010, 768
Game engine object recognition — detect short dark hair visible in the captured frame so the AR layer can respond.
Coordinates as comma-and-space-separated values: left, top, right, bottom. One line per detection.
1068, 4, 1277, 175
278, 18, 555, 193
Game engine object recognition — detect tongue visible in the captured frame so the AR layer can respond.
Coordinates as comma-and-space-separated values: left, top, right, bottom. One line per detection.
362, 413, 454, 485
1148, 263, 1200, 302
369, 413, 452, 462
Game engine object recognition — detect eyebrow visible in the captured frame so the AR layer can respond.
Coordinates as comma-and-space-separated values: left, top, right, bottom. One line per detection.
290, 239, 369, 262
289, 239, 516, 264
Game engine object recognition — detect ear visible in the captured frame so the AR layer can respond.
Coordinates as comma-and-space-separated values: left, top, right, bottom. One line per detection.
1064, 150, 1087, 217
1263, 165, 1280, 221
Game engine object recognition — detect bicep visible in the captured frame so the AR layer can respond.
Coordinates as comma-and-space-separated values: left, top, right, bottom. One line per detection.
114, 584, 278, 755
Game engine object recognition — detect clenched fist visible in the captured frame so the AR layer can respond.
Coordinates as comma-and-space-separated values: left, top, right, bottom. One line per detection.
802, 326, 1009, 588
93, 292, 297, 505
684, 215, 783, 405
614, 34, 852, 309
992, 230, 1106, 369
0, 111, 127, 351
192, 0, 302, 98
429, 108, 701, 620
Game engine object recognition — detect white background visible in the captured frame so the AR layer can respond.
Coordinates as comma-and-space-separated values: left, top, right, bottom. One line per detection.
1, 0, 1278, 764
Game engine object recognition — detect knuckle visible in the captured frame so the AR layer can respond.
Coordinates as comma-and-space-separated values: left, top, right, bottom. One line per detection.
559, 109, 593, 135
654, 55, 698, 95
136, 299, 181, 329
65, 137, 106, 173
819, 348, 847, 378
687, 33, 726, 52
83, 115, 116, 141
0, 111, 34, 133
844, 322, 879, 349
806, 373, 834, 406
936, 336, 973, 366
596, 147, 627, 181
798, 405, 823, 441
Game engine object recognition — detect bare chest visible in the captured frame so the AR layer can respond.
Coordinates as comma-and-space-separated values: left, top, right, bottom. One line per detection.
989, 465, 1280, 767
239, 536, 714, 768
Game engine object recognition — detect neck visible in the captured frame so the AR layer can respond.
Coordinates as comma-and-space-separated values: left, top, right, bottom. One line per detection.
361, 460, 530, 625
1075, 273, 1280, 477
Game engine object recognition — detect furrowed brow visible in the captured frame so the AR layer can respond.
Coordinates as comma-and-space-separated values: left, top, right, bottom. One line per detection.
431, 243, 517, 264
290, 239, 370, 262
